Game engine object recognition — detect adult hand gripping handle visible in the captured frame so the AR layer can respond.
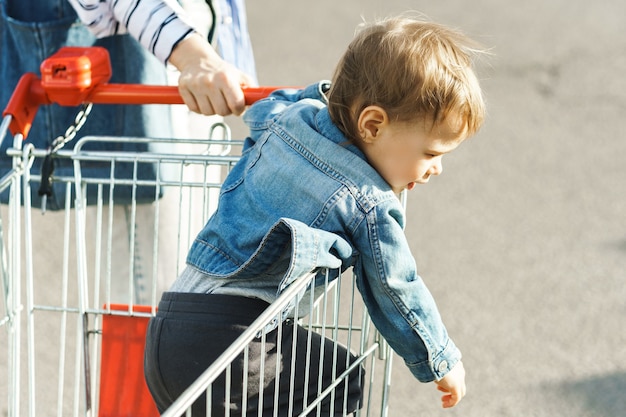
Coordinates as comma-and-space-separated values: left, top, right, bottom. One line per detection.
2, 46, 292, 139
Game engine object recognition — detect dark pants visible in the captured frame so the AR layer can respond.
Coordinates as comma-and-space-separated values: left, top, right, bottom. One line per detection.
144, 292, 364, 417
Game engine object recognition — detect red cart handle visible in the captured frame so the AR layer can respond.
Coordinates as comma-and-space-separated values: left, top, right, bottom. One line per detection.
2, 46, 294, 139
86, 84, 282, 106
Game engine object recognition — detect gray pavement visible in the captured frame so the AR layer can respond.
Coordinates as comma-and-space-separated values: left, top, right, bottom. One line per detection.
241, 1, 626, 416
2, 1, 625, 417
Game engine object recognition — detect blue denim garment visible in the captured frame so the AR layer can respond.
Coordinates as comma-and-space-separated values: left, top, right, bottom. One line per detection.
215, 0, 257, 84
0, 0, 172, 209
180, 82, 462, 383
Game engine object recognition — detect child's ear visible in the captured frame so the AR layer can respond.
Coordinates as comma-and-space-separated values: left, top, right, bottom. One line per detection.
357, 106, 389, 143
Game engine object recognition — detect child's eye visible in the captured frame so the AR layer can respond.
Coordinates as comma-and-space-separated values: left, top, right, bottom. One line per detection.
425, 151, 443, 159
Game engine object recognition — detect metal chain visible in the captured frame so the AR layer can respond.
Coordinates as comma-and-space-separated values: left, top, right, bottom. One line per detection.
49, 102, 93, 154
38, 102, 93, 213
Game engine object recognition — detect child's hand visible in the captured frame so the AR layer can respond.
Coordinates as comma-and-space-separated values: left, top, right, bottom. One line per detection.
434, 360, 466, 408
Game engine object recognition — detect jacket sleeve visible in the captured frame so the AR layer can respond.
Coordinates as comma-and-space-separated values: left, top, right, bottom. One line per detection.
67, 0, 195, 63
353, 202, 462, 382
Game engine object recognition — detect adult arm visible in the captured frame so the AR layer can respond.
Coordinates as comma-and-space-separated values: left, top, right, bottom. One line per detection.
68, 0, 255, 115
169, 32, 255, 115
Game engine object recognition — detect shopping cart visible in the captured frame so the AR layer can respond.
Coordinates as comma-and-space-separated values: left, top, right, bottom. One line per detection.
0, 47, 395, 417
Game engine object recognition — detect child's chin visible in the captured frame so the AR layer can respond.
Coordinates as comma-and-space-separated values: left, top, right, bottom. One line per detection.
411, 179, 430, 188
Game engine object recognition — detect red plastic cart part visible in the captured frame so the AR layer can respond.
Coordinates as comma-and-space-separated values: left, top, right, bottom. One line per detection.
2, 46, 296, 139
40, 46, 113, 105
99, 304, 159, 417
2, 72, 52, 139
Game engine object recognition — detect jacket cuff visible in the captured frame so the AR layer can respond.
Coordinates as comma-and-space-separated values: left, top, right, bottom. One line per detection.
405, 338, 462, 382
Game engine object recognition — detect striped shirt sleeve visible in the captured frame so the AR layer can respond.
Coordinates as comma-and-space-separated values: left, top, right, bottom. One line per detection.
67, 0, 196, 64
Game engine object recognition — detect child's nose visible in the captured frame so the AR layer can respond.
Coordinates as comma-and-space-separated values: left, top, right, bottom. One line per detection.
430, 159, 443, 176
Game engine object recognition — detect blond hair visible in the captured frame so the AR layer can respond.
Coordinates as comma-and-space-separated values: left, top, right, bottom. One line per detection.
328, 15, 486, 141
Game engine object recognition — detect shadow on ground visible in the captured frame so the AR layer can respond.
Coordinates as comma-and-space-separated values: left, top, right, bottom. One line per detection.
544, 372, 626, 417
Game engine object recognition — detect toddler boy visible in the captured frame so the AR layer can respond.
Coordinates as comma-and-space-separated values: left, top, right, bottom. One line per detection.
145, 14, 486, 415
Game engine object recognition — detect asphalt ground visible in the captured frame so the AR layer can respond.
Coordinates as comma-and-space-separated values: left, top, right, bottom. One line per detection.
240, 1, 626, 416
2, 1, 625, 417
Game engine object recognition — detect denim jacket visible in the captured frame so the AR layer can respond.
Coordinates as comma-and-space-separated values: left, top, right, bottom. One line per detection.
175, 82, 461, 382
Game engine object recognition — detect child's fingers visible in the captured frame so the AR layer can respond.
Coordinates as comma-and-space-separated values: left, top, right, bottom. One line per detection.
436, 384, 464, 408
441, 392, 461, 408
